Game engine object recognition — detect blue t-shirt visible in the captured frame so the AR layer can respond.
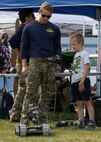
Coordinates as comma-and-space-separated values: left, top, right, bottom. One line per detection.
21, 21, 61, 59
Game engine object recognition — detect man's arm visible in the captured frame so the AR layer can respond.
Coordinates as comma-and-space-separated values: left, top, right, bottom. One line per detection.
20, 25, 30, 60
9, 24, 25, 63
13, 48, 22, 63
54, 26, 61, 56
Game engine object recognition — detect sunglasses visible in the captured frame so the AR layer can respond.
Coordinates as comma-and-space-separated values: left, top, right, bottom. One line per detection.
41, 14, 51, 19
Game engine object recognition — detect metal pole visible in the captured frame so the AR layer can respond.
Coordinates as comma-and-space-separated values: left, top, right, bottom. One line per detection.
96, 7, 101, 96
83, 21, 86, 37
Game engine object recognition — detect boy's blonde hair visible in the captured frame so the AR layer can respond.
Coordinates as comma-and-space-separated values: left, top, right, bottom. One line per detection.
71, 32, 84, 46
39, 2, 53, 12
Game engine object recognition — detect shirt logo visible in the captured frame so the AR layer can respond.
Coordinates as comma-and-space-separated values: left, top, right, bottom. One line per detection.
69, 56, 81, 74
46, 28, 54, 33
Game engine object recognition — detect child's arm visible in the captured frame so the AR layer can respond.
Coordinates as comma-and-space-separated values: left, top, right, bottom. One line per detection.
79, 63, 90, 92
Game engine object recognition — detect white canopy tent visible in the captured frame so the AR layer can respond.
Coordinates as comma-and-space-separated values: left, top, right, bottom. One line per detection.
0, 11, 97, 34
0, 11, 97, 23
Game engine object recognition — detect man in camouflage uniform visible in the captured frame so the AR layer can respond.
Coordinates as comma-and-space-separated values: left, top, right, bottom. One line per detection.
9, 8, 35, 122
20, 2, 61, 125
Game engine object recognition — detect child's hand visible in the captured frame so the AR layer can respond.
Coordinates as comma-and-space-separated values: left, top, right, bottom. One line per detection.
79, 81, 85, 93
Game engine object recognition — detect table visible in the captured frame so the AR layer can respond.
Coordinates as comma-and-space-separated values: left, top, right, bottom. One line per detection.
55, 71, 101, 77
55, 71, 101, 96
55, 71, 101, 87
0, 73, 18, 77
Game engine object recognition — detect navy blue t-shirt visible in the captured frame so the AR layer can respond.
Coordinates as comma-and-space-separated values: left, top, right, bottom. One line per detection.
21, 21, 61, 59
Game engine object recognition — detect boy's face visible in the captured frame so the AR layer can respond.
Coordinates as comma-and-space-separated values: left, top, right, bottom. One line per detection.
70, 37, 82, 52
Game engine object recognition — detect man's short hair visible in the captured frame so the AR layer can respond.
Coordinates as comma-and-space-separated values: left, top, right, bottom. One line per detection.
18, 8, 34, 23
40, 2, 53, 12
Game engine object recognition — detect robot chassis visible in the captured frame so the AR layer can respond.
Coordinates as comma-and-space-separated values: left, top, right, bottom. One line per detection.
15, 123, 51, 136
15, 104, 51, 136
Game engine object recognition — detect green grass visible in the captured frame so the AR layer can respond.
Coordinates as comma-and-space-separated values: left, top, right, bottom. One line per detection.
0, 112, 101, 142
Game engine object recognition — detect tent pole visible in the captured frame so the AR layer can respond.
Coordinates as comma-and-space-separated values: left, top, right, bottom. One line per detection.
83, 21, 86, 37
96, 7, 101, 96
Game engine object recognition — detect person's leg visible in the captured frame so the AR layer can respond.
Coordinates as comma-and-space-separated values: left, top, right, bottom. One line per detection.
85, 101, 94, 120
76, 101, 84, 121
76, 100, 85, 128
38, 61, 55, 124
10, 62, 26, 121
21, 58, 41, 125
84, 101, 95, 129
0, 77, 4, 89
83, 78, 95, 129
5, 77, 14, 99
0, 77, 4, 114
71, 81, 86, 128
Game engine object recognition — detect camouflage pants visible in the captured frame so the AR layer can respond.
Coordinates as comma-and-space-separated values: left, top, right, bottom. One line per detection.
11, 61, 26, 120
21, 57, 56, 124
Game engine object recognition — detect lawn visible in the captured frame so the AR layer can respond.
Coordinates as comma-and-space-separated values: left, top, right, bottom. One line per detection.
0, 112, 101, 142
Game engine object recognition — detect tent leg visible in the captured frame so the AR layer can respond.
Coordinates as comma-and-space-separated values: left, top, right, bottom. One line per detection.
96, 7, 101, 96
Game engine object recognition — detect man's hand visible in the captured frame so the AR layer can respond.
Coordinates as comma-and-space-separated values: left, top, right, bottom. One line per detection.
22, 66, 28, 76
